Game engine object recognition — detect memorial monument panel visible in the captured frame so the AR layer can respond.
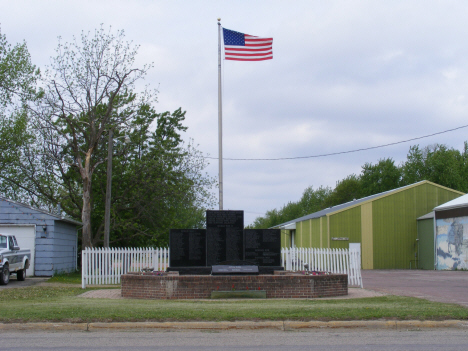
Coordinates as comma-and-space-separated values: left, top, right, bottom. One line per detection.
169, 229, 206, 267
244, 229, 281, 266
206, 210, 244, 266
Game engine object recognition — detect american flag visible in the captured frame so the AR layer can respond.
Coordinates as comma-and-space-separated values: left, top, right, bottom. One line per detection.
223, 28, 273, 61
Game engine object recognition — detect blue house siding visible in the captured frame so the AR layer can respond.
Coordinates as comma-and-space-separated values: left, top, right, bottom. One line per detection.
0, 197, 80, 276
51, 221, 78, 273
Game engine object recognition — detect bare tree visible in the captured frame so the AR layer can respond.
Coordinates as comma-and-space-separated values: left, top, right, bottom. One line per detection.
33, 26, 154, 248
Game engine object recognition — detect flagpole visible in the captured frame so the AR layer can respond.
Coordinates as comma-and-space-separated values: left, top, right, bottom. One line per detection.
217, 18, 223, 210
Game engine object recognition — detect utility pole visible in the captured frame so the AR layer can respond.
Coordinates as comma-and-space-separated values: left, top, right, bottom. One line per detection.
104, 128, 113, 248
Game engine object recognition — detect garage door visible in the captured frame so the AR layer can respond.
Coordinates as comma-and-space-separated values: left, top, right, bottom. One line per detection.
0, 225, 36, 276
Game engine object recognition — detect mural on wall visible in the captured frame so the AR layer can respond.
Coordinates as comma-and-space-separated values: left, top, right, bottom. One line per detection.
436, 216, 468, 270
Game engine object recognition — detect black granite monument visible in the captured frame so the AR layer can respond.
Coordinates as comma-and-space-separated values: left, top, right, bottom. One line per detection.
244, 229, 281, 266
169, 229, 206, 267
206, 210, 244, 266
168, 210, 284, 275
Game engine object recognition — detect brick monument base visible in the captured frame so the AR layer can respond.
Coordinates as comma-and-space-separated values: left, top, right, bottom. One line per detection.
121, 272, 348, 299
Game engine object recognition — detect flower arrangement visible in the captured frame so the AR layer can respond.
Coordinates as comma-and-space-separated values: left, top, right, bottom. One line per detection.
151, 271, 165, 276
300, 271, 330, 276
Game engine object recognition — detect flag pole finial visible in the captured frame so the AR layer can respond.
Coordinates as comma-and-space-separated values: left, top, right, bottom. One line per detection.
217, 18, 221, 22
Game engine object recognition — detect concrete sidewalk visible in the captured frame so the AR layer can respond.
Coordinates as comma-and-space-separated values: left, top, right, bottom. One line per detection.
77, 287, 386, 300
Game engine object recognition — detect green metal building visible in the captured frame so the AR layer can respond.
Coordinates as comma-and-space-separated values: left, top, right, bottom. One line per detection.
274, 181, 463, 269
416, 212, 436, 270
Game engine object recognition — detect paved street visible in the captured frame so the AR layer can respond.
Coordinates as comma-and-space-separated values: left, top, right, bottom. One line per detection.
1, 329, 467, 350
1, 269, 468, 350
362, 270, 468, 307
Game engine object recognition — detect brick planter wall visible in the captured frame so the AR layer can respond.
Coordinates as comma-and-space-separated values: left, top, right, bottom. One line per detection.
121, 273, 348, 299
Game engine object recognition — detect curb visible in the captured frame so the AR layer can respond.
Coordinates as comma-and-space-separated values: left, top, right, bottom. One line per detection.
284, 320, 468, 330
1, 320, 467, 331
0, 323, 88, 331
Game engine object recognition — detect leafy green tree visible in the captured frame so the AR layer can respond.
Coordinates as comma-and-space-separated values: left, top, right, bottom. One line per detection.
0, 29, 40, 112
299, 186, 332, 214
401, 143, 466, 192
324, 175, 362, 207
461, 141, 468, 193
400, 145, 426, 186
88, 107, 215, 247
360, 158, 401, 197
249, 208, 282, 229
0, 29, 44, 207
251, 142, 468, 230
422, 144, 464, 192
280, 201, 304, 223
250, 186, 332, 229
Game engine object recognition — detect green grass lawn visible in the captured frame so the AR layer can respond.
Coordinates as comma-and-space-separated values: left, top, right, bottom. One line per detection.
46, 271, 82, 284
0, 286, 467, 323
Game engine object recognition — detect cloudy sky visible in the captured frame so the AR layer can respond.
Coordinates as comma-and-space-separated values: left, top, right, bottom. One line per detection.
2, 1, 468, 225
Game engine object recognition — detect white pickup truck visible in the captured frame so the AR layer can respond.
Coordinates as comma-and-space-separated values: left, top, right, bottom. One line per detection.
0, 233, 31, 285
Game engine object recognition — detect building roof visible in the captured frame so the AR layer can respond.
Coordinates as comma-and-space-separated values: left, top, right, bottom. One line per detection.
417, 211, 435, 220
434, 193, 468, 212
0, 196, 82, 226
272, 180, 463, 229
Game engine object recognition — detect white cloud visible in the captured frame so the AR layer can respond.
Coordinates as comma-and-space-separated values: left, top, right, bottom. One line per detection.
3, 0, 468, 225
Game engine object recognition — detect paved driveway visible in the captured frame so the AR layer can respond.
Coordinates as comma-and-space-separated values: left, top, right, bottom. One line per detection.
0, 276, 48, 289
362, 270, 468, 307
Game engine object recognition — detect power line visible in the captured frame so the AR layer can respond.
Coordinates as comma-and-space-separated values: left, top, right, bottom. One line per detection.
206, 124, 468, 161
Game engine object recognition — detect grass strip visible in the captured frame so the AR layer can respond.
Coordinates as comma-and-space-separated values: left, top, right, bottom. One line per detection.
46, 271, 82, 284
0, 287, 467, 323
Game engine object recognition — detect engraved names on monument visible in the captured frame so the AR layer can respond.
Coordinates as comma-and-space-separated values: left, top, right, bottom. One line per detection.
169, 210, 283, 271
206, 210, 244, 266
244, 229, 281, 266
169, 229, 206, 267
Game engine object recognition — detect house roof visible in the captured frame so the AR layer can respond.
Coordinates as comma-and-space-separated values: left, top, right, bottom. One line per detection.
272, 180, 463, 229
434, 193, 468, 212
0, 196, 82, 226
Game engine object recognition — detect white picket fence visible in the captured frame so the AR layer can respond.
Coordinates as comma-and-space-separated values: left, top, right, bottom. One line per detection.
81, 247, 169, 288
281, 247, 363, 287
82, 246, 362, 288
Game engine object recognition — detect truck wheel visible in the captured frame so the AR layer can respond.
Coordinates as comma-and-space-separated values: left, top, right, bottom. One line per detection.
0, 265, 9, 285
17, 269, 26, 281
